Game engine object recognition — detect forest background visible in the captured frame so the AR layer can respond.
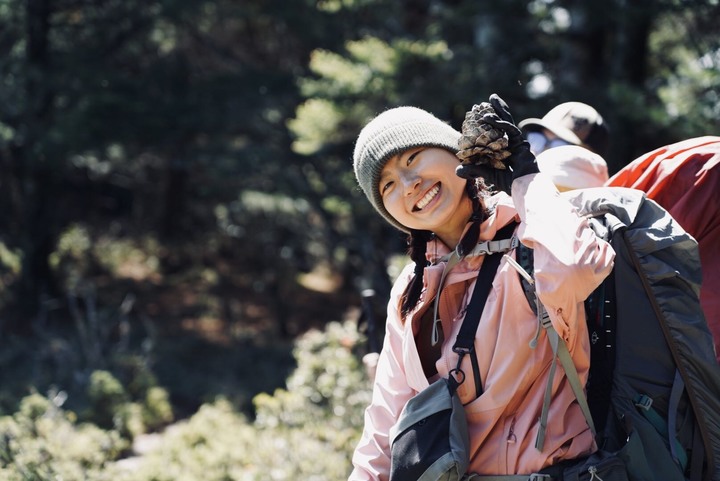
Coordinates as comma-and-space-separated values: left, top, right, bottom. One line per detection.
0, 0, 718, 479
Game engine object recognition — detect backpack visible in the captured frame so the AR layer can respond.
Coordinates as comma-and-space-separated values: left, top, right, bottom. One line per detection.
515, 186, 720, 481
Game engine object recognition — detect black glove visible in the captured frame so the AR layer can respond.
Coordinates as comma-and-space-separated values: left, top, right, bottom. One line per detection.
482, 93, 539, 181
455, 162, 512, 194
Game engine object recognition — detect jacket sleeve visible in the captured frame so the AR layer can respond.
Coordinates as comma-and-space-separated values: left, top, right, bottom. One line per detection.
349, 266, 418, 481
512, 173, 615, 343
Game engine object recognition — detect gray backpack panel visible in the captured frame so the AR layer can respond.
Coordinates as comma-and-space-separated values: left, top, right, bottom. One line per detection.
521, 186, 720, 481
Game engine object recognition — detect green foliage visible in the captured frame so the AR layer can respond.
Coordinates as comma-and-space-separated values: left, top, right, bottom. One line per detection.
255, 320, 370, 434
288, 99, 344, 155
48, 224, 93, 292
49, 222, 162, 293
649, 9, 720, 137
291, 35, 454, 157
87, 370, 130, 429
109, 400, 256, 481
316, 0, 380, 13
93, 236, 162, 283
0, 276, 173, 439
215, 189, 324, 301
84, 367, 173, 439
0, 317, 354, 480
0, 242, 21, 305
84, 368, 172, 439
0, 394, 128, 481
0, 242, 21, 277
108, 320, 371, 481
142, 387, 174, 431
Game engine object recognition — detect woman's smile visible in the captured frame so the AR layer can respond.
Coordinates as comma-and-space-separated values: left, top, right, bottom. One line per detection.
414, 183, 441, 211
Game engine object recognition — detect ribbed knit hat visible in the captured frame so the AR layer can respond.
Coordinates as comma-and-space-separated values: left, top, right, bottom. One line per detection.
353, 106, 461, 233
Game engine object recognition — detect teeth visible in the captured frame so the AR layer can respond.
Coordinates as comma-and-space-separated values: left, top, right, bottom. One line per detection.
416, 185, 439, 210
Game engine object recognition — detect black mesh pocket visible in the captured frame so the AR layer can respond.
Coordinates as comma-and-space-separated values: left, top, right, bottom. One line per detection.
390, 410, 453, 480
389, 379, 469, 481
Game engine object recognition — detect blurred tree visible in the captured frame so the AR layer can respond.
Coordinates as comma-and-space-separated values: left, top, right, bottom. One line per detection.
0, 0, 347, 333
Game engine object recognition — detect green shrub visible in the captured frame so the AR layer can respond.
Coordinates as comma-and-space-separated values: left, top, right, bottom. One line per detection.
0, 320, 372, 480
85, 369, 174, 438
142, 386, 174, 431
254, 320, 371, 447
0, 394, 127, 481
87, 370, 129, 429
110, 320, 372, 481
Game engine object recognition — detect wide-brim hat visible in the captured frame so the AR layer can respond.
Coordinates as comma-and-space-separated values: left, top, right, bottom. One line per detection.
519, 102, 608, 155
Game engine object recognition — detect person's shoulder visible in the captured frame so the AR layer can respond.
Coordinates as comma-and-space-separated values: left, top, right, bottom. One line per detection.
390, 262, 415, 295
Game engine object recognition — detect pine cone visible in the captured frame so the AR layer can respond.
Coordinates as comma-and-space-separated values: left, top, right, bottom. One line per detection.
456, 102, 511, 170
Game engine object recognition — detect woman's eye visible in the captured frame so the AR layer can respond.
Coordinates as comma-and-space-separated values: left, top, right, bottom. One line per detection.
407, 151, 420, 165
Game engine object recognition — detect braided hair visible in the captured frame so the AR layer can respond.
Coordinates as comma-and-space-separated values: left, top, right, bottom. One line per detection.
399, 178, 491, 319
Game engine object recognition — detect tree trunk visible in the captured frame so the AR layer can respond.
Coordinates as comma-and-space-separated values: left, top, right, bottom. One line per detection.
7, 0, 57, 331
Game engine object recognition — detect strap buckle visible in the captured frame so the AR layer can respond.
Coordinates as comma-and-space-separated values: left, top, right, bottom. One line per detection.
452, 345, 474, 355
462, 236, 518, 257
452, 346, 473, 371
634, 394, 653, 411
539, 307, 552, 329
529, 474, 552, 481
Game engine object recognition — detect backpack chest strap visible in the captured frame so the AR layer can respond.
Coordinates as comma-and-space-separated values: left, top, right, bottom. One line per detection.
438, 236, 519, 263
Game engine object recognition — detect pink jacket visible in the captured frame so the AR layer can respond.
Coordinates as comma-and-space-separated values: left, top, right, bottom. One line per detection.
349, 173, 616, 480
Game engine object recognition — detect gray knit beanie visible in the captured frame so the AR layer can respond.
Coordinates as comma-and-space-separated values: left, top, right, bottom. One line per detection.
353, 106, 462, 233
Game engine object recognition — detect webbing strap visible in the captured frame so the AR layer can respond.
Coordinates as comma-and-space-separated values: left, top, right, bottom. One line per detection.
536, 327, 559, 451
449, 222, 518, 398
536, 326, 596, 451
634, 391, 688, 472
453, 250, 503, 398
668, 369, 686, 469
431, 251, 461, 346
433, 223, 520, 346
432, 231, 518, 345
466, 474, 554, 481
504, 252, 596, 450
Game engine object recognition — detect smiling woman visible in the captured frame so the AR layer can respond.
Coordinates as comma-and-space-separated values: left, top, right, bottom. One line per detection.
348, 96, 616, 481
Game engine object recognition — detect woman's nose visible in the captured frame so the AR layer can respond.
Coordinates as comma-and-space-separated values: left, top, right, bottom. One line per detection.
400, 172, 421, 195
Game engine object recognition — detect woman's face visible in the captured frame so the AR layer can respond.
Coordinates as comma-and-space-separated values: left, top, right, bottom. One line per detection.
379, 147, 473, 244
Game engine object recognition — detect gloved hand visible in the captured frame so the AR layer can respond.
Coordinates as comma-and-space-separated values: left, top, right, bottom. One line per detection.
455, 101, 513, 193
455, 162, 512, 194
482, 93, 539, 181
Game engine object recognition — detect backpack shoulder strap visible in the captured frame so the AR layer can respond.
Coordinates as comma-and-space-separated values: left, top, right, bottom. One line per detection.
450, 222, 518, 397
538, 325, 597, 450
515, 243, 537, 316
503, 249, 597, 450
